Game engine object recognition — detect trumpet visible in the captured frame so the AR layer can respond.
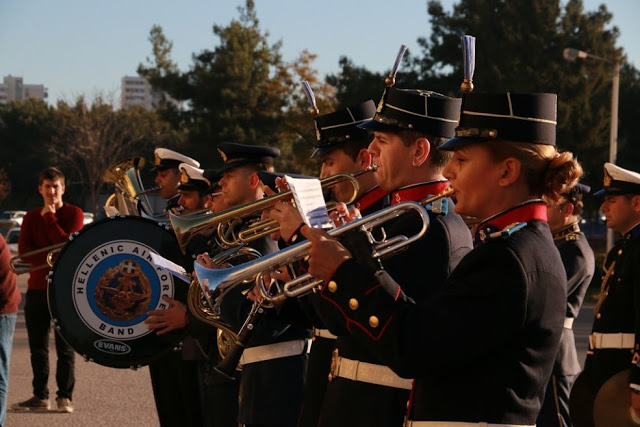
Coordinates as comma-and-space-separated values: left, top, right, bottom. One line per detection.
171, 166, 376, 253
10, 242, 66, 275
195, 190, 455, 307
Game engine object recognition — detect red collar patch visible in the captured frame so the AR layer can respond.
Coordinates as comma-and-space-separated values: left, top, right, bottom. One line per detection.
354, 186, 388, 212
389, 181, 450, 205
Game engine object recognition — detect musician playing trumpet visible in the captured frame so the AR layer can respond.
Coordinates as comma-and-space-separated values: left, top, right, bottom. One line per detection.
201, 142, 311, 427
265, 99, 390, 427
302, 92, 583, 425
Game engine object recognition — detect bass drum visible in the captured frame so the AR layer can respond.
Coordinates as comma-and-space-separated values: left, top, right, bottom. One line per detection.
48, 215, 189, 369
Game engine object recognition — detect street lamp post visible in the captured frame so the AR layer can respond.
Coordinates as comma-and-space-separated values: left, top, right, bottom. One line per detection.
563, 47, 621, 251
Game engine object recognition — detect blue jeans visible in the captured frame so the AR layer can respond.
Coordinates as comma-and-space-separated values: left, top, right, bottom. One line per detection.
0, 313, 16, 427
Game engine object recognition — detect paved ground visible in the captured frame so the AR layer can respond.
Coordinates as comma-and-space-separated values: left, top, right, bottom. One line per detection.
6, 275, 159, 427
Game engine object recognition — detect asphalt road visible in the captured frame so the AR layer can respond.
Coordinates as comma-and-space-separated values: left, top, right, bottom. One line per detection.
4, 274, 597, 427
6, 275, 159, 427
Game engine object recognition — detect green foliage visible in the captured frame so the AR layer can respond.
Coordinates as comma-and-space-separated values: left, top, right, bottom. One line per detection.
411, 0, 625, 213
0, 99, 57, 208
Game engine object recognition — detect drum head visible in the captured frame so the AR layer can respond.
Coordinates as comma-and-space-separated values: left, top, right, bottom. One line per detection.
594, 369, 640, 426
48, 215, 189, 369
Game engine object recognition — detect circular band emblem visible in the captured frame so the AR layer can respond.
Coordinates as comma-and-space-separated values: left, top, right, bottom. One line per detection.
73, 240, 174, 340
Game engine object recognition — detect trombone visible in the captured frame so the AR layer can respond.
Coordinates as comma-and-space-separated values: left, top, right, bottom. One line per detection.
171, 166, 376, 253
9, 242, 66, 275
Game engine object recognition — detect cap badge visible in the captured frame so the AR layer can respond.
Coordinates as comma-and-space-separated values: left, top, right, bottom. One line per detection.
603, 168, 612, 187
154, 152, 161, 166
180, 169, 190, 184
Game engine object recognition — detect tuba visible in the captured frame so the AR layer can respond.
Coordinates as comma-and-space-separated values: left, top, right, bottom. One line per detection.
103, 157, 157, 217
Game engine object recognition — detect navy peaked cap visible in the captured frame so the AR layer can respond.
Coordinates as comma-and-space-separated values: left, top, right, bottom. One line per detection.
217, 142, 280, 173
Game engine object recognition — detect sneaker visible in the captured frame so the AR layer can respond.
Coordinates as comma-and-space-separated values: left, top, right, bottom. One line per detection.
11, 396, 50, 411
56, 397, 73, 413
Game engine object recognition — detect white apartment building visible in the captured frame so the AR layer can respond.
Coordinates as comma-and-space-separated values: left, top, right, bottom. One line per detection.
121, 75, 183, 110
121, 76, 156, 110
0, 75, 48, 104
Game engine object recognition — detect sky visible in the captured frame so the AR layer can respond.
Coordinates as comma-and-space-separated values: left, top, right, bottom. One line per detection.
1, 0, 638, 106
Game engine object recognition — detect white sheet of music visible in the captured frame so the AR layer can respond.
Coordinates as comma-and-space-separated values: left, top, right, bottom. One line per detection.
286, 175, 332, 229
149, 252, 190, 283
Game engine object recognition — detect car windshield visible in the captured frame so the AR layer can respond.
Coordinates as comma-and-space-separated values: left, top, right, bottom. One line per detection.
6, 230, 19, 244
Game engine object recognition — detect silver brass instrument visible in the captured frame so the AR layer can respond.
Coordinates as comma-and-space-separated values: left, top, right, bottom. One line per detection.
187, 245, 262, 327
187, 245, 262, 364
103, 157, 157, 217
171, 167, 376, 253
195, 189, 454, 307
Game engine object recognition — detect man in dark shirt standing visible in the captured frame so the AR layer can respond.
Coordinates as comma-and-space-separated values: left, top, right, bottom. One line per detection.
13, 167, 84, 413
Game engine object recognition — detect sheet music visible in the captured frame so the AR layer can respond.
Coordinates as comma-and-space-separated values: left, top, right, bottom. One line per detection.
149, 252, 190, 283
286, 175, 332, 229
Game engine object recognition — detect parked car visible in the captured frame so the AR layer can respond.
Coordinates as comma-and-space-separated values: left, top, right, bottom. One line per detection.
83, 212, 94, 225
0, 210, 26, 229
4, 227, 19, 256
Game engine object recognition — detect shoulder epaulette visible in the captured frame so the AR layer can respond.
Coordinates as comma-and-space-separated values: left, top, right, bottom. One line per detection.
488, 222, 527, 240
424, 196, 448, 215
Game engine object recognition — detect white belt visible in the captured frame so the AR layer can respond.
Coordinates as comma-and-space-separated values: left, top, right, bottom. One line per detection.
239, 339, 311, 365
330, 354, 412, 390
589, 332, 635, 349
314, 328, 337, 340
405, 422, 535, 427
563, 317, 574, 329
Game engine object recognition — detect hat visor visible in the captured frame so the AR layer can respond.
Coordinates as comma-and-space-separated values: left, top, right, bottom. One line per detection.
150, 165, 175, 173
310, 145, 340, 159
357, 119, 400, 133
593, 187, 639, 197
218, 160, 252, 174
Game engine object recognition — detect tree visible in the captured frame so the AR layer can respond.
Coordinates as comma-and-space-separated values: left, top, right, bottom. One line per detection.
50, 95, 182, 214
139, 0, 299, 169
275, 49, 337, 175
0, 99, 57, 208
413, 0, 625, 186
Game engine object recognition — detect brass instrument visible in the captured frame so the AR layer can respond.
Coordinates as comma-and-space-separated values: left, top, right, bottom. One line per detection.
187, 245, 262, 327
171, 167, 376, 253
9, 242, 66, 275
203, 188, 454, 377
196, 188, 453, 307
103, 157, 156, 217
187, 245, 262, 364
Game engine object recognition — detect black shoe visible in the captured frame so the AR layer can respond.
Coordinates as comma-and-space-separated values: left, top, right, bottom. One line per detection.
11, 396, 51, 411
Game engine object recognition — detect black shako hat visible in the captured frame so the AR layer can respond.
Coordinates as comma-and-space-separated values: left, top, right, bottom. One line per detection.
359, 87, 461, 138
440, 92, 557, 150
594, 162, 640, 196
310, 101, 376, 159
217, 142, 280, 173
177, 163, 210, 194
